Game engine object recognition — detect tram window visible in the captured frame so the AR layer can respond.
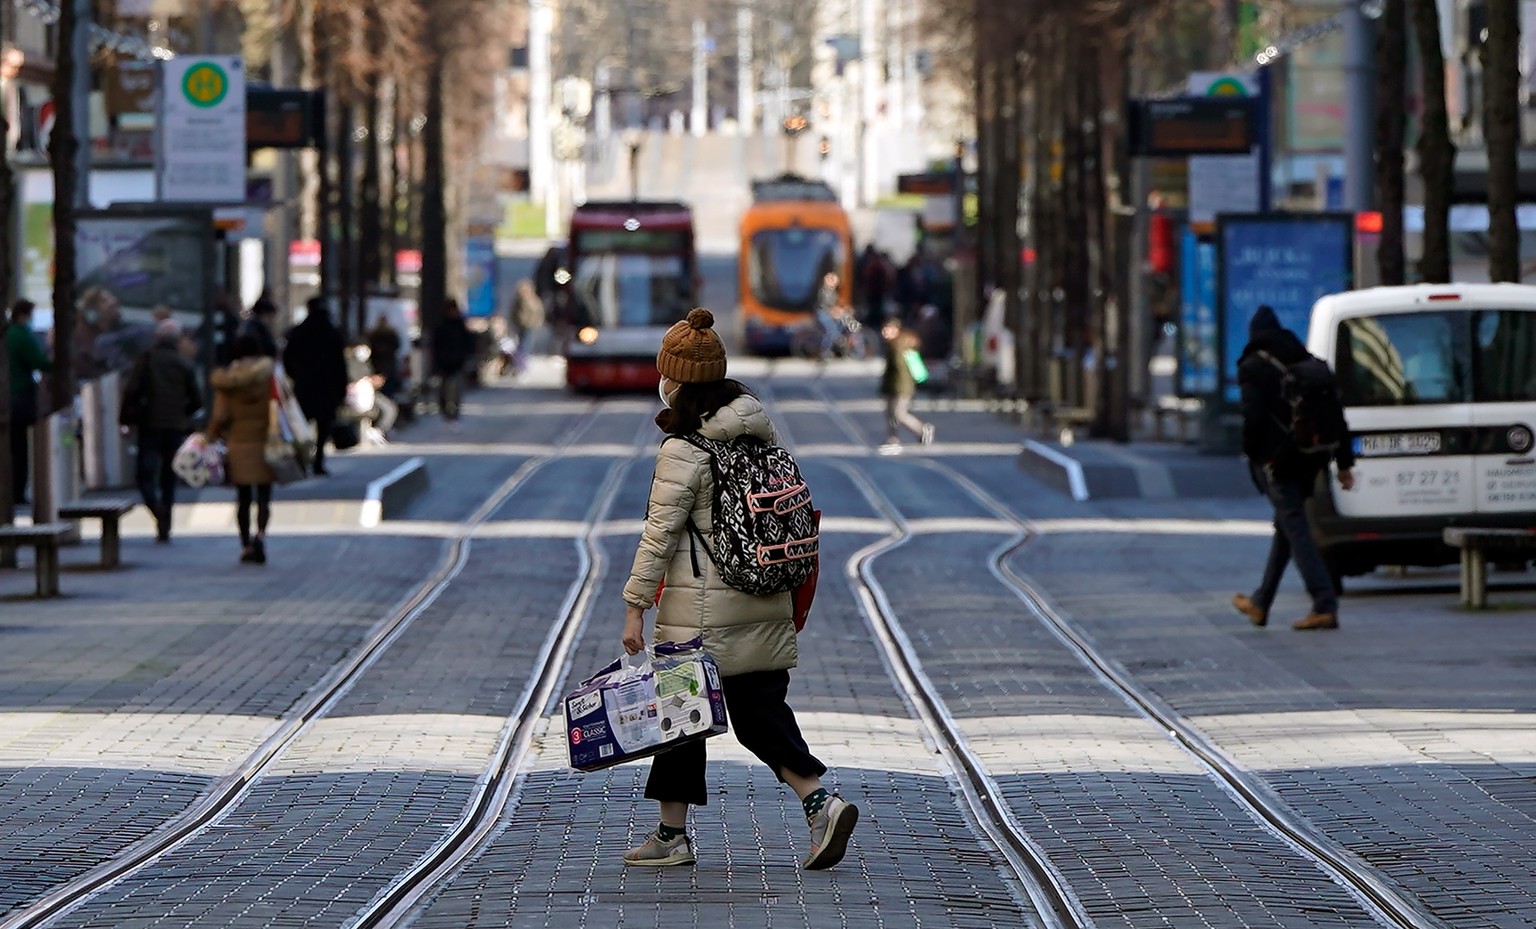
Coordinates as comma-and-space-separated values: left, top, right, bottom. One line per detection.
573, 254, 691, 328
749, 229, 844, 312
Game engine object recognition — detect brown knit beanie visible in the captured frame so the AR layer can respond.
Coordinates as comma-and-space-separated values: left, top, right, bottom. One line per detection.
657, 308, 728, 383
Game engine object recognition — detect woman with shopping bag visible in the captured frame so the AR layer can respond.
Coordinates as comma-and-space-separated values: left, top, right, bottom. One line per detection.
618, 308, 859, 871
205, 334, 279, 565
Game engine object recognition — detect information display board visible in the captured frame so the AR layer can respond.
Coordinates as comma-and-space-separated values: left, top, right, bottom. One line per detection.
1216, 213, 1353, 401
1178, 228, 1218, 396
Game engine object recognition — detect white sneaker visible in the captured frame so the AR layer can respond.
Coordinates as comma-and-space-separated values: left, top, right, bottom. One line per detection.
803, 796, 859, 870
877, 442, 903, 456
920, 423, 936, 446
622, 829, 696, 867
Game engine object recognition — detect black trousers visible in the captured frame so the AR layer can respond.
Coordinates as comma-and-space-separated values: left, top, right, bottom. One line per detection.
135, 428, 185, 516
311, 411, 337, 471
645, 669, 826, 807
8, 420, 28, 504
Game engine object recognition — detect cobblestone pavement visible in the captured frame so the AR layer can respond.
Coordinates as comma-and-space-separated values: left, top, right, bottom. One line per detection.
2, 367, 1533, 929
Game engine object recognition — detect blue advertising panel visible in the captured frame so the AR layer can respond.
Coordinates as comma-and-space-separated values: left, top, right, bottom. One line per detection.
1217, 213, 1353, 401
1178, 228, 1218, 396
465, 236, 498, 319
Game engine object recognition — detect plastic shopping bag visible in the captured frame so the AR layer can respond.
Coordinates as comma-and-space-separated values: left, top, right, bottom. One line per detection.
564, 638, 728, 772
172, 433, 226, 488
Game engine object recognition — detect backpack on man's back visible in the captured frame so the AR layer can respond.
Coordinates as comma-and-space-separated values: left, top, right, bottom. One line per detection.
1257, 350, 1345, 455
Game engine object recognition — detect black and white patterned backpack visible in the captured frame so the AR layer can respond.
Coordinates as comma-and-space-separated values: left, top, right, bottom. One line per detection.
675, 433, 819, 596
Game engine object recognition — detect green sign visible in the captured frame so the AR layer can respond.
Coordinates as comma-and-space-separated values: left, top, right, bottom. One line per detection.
182, 63, 229, 108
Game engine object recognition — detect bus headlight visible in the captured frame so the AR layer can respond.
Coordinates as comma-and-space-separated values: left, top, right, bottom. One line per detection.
577, 326, 600, 345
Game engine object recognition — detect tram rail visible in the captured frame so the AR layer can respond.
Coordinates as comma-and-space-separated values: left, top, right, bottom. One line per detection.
0, 402, 652, 929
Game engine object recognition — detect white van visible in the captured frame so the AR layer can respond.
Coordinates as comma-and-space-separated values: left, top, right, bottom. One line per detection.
1305, 284, 1536, 581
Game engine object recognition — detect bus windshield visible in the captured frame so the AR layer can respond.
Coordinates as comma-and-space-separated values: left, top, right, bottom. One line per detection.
748, 228, 844, 312
570, 253, 691, 328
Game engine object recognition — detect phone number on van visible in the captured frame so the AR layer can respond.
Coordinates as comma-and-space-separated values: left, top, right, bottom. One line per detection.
1356, 432, 1442, 457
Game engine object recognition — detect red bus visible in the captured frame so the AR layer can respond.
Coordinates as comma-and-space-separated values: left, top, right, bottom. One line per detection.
559, 200, 699, 391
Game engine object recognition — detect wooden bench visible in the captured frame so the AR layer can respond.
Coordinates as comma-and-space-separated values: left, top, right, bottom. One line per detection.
0, 523, 74, 598
58, 499, 137, 569
1443, 527, 1536, 609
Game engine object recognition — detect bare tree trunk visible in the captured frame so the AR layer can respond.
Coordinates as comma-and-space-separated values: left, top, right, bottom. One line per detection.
313, 6, 335, 301
1375, 0, 1407, 285
49, 0, 81, 404
973, 11, 996, 308
1483, 0, 1521, 282
360, 78, 384, 297
338, 99, 358, 335
0, 0, 12, 527
420, 55, 448, 343
1410, 0, 1454, 283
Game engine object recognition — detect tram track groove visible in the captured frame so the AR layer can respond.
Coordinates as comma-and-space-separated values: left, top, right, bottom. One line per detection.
0, 401, 637, 929
349, 446, 643, 928
799, 377, 1448, 929
915, 457, 1449, 929
758, 367, 1066, 927
830, 459, 1089, 929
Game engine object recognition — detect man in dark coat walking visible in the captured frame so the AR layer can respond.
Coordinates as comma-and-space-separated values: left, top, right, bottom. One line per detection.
432, 299, 474, 427
282, 298, 349, 475
1232, 306, 1356, 631
121, 319, 201, 541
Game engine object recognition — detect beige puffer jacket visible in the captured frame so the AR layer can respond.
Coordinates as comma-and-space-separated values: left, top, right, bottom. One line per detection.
622, 395, 797, 677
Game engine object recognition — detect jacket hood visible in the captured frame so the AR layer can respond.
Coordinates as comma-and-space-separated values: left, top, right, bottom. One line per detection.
1248, 305, 1281, 339
697, 395, 773, 443
1241, 326, 1309, 365
212, 357, 274, 391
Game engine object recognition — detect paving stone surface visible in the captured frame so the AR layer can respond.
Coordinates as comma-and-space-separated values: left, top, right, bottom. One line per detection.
3, 370, 1533, 928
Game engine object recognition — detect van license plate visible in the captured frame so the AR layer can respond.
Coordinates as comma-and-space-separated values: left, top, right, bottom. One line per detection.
1357, 432, 1442, 457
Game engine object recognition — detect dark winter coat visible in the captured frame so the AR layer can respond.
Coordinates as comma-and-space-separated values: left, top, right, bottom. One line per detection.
1237, 307, 1355, 490
432, 316, 475, 376
282, 315, 349, 420
120, 343, 201, 432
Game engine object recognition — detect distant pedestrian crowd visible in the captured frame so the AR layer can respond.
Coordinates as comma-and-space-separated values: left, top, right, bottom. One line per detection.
5, 280, 526, 565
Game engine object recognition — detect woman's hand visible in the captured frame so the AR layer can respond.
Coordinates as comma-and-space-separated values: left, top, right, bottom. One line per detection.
622, 604, 646, 655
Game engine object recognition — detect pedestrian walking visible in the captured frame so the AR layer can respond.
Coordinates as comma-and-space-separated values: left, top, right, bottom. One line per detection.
120, 319, 201, 542
5, 300, 53, 506
857, 245, 893, 325
241, 296, 281, 360
365, 315, 404, 398
878, 318, 934, 451
282, 298, 349, 476
74, 287, 125, 381
205, 334, 278, 565
619, 307, 859, 871
512, 278, 546, 362
1232, 306, 1356, 631
432, 299, 474, 428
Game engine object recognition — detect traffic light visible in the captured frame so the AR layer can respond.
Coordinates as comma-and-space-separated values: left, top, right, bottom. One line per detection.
783, 114, 808, 135
818, 135, 830, 159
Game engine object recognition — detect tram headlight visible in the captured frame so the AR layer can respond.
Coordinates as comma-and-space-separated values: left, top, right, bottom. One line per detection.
577, 326, 600, 345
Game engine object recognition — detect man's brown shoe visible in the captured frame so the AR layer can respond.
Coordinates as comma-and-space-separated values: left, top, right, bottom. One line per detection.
1232, 594, 1268, 627
1292, 612, 1338, 631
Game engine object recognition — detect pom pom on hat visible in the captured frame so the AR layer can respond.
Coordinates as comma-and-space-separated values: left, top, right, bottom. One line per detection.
657, 307, 728, 383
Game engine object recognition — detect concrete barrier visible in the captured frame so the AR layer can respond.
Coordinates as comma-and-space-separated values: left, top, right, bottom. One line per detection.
360, 457, 429, 528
